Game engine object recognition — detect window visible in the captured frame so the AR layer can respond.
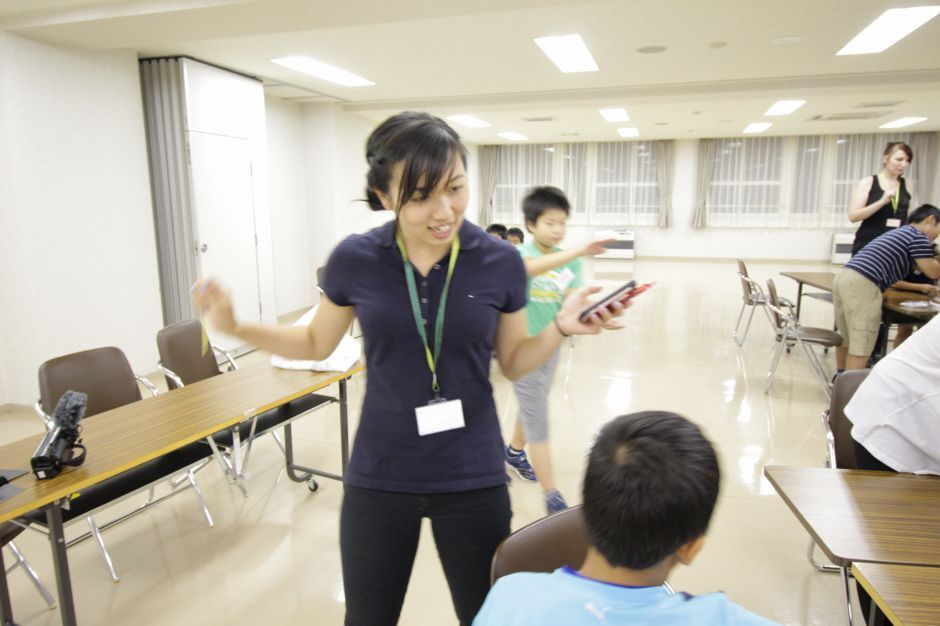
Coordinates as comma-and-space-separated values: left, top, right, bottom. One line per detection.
701, 132, 936, 228
489, 140, 670, 226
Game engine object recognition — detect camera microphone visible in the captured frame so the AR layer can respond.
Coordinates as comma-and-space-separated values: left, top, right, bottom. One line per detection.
31, 390, 89, 480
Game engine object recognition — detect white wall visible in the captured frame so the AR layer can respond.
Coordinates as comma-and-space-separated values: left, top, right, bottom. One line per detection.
0, 32, 163, 405
265, 97, 314, 315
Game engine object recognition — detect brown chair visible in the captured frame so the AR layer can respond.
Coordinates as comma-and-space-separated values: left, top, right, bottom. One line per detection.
490, 506, 675, 595
156, 320, 337, 494
764, 279, 842, 399
156, 319, 236, 391
807, 369, 868, 574
733, 259, 777, 346
27, 346, 214, 582
490, 506, 590, 584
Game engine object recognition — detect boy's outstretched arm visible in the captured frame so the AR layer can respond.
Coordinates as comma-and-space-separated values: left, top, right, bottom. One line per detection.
524, 239, 613, 276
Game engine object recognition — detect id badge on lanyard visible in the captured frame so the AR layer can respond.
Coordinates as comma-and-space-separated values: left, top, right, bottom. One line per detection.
396, 233, 466, 436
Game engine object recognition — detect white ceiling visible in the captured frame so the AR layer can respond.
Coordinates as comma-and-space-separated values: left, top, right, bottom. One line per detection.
5, 0, 940, 143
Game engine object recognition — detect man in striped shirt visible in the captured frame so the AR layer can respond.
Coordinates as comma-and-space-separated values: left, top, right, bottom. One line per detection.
834, 204, 940, 372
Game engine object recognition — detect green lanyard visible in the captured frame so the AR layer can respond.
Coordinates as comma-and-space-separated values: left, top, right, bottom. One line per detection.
891, 186, 900, 215
395, 232, 460, 398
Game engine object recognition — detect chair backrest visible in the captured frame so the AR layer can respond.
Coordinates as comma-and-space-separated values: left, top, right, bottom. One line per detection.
490, 505, 590, 584
765, 278, 786, 330
38, 346, 142, 418
828, 369, 870, 470
736, 259, 755, 303
156, 319, 222, 390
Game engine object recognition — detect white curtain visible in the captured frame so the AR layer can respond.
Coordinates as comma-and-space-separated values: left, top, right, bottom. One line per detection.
653, 141, 674, 227
492, 143, 554, 225
698, 131, 938, 228
489, 140, 670, 227
690, 139, 718, 228
477, 145, 499, 226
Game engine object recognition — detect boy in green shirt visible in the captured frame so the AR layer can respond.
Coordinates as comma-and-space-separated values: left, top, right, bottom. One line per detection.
505, 186, 611, 514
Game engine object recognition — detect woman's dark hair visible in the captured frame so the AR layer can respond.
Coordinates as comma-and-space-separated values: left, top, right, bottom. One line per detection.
582, 411, 720, 570
364, 112, 468, 212
883, 141, 913, 163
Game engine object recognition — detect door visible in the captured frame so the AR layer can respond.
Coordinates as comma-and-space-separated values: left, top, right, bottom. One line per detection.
188, 131, 261, 351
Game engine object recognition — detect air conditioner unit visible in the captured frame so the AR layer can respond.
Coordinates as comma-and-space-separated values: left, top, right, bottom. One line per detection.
831, 232, 855, 265
594, 230, 635, 259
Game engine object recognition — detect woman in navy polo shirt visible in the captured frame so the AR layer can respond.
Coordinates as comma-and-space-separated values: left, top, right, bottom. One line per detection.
194, 111, 625, 625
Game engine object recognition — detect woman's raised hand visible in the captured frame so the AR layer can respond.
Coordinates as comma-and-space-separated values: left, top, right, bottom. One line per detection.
191, 278, 238, 335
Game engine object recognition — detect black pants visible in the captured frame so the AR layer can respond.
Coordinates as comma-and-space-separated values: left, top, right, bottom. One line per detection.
851, 439, 896, 626
340, 484, 511, 626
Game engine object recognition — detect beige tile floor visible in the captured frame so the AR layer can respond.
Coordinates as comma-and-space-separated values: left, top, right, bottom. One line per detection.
0, 257, 854, 625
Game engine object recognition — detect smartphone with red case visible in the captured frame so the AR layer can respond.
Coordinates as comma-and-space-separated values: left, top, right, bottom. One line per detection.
578, 281, 655, 322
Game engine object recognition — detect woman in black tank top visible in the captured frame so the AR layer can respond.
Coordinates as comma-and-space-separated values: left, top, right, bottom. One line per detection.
848, 141, 912, 255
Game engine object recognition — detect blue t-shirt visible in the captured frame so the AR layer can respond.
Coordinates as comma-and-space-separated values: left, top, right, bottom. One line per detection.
845, 225, 935, 291
321, 220, 527, 493
474, 568, 780, 626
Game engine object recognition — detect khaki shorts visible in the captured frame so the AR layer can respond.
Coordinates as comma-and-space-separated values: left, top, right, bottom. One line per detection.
832, 269, 882, 357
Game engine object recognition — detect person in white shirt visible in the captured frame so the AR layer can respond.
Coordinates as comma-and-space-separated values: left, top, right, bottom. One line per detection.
846, 313, 940, 475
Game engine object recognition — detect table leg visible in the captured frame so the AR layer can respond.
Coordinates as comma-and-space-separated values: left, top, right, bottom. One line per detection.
340, 378, 349, 474
841, 566, 855, 626
46, 505, 77, 626
795, 282, 804, 319
0, 547, 18, 626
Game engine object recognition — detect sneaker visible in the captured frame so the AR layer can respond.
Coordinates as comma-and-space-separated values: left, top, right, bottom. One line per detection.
505, 446, 537, 482
545, 490, 568, 515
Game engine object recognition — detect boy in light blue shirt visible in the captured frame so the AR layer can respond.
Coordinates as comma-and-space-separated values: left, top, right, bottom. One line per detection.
476, 411, 779, 626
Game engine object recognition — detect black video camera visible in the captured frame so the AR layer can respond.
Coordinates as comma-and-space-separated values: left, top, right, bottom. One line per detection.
31, 390, 88, 480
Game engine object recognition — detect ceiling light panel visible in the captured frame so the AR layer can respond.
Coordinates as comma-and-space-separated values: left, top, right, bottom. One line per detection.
743, 122, 772, 134
765, 100, 806, 116
600, 108, 630, 122
498, 132, 528, 141
616, 127, 639, 137
837, 7, 940, 55
534, 34, 599, 73
270, 56, 374, 87
880, 117, 927, 129
446, 115, 491, 128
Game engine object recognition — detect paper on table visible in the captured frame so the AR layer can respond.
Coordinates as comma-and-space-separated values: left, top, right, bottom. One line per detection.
270, 306, 362, 372
899, 300, 930, 309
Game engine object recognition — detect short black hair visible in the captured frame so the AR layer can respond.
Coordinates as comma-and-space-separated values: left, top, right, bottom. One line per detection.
364, 111, 468, 213
909, 204, 940, 224
507, 227, 525, 242
522, 186, 570, 230
582, 411, 720, 570
485, 223, 508, 239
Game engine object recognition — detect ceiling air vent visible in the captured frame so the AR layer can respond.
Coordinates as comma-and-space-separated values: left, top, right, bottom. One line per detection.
856, 101, 903, 108
808, 111, 889, 121
521, 116, 557, 122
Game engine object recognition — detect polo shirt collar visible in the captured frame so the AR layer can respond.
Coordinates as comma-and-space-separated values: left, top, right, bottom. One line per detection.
377, 218, 483, 251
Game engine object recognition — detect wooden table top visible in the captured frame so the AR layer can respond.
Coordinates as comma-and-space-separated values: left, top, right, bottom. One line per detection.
764, 466, 940, 568
780, 271, 836, 292
883, 288, 936, 322
853, 562, 940, 626
0, 361, 363, 524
